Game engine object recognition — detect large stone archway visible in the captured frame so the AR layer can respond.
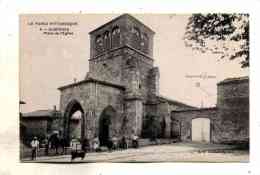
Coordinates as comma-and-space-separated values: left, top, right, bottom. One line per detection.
98, 106, 117, 146
63, 100, 85, 144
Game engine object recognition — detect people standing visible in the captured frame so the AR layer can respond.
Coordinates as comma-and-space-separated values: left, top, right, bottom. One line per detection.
70, 137, 78, 153
60, 137, 66, 154
70, 137, 79, 161
31, 136, 39, 160
82, 138, 90, 153
111, 135, 118, 150
93, 135, 100, 152
43, 136, 49, 156
131, 133, 139, 148
120, 136, 128, 149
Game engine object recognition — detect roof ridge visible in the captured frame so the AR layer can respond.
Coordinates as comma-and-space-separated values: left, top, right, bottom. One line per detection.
157, 95, 197, 108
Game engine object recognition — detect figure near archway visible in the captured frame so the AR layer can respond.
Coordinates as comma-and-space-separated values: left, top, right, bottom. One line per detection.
63, 100, 85, 145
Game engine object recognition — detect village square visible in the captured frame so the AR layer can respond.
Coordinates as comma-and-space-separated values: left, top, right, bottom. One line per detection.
19, 14, 249, 162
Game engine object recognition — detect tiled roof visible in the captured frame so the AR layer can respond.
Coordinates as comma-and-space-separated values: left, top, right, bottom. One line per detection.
157, 95, 197, 109
22, 110, 60, 118
58, 77, 125, 91
171, 107, 217, 113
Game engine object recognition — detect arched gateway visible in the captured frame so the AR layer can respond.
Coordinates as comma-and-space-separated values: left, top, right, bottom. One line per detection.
63, 100, 85, 144
99, 106, 117, 146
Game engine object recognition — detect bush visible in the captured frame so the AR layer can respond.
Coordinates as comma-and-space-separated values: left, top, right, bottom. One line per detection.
142, 115, 161, 141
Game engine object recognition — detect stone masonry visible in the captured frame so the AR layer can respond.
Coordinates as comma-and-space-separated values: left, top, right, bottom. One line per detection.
58, 14, 193, 146
171, 77, 249, 144
58, 14, 249, 146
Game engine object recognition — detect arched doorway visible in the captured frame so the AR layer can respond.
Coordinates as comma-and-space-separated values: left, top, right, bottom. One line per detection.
192, 118, 210, 143
64, 100, 85, 144
99, 106, 116, 146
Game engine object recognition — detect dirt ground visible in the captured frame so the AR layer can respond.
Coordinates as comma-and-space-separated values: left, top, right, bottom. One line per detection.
21, 143, 249, 163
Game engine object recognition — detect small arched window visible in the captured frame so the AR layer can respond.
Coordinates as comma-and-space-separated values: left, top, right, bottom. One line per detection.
103, 31, 110, 50
126, 59, 131, 66
111, 26, 120, 48
141, 33, 149, 53
132, 27, 141, 50
95, 35, 103, 54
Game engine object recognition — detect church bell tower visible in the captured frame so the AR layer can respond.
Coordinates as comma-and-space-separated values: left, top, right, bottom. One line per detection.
87, 14, 157, 136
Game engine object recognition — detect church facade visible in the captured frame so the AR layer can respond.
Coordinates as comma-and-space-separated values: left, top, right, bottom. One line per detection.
58, 14, 194, 146
58, 14, 249, 147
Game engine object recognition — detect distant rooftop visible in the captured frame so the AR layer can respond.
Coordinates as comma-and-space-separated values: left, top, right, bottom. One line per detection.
22, 109, 60, 118
218, 76, 249, 85
157, 95, 197, 109
171, 107, 217, 113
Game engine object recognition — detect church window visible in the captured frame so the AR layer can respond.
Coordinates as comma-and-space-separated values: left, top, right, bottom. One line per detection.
126, 59, 131, 66
95, 35, 103, 54
111, 26, 120, 48
141, 33, 149, 53
132, 27, 141, 50
103, 31, 110, 50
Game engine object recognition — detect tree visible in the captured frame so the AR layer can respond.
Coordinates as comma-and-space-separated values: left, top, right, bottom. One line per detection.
184, 14, 249, 68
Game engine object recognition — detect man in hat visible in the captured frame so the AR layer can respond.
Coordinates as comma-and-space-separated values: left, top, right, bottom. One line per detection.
30, 136, 40, 160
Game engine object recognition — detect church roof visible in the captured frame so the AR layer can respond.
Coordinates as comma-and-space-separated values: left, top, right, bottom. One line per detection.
58, 77, 126, 91
157, 95, 197, 109
171, 107, 217, 113
89, 13, 155, 35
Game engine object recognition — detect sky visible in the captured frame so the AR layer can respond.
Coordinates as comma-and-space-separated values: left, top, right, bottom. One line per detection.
20, 14, 249, 113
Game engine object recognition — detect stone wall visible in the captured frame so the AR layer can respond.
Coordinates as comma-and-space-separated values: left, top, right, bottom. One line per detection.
171, 108, 219, 143
89, 54, 124, 84
22, 118, 49, 140
122, 47, 154, 101
217, 77, 249, 143
143, 100, 192, 139
171, 77, 249, 144
89, 14, 154, 59
124, 99, 143, 136
148, 67, 160, 98
59, 81, 125, 139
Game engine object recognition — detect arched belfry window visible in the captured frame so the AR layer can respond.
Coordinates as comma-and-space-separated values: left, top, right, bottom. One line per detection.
111, 26, 120, 48
141, 33, 149, 54
132, 27, 141, 50
103, 31, 110, 50
95, 35, 103, 54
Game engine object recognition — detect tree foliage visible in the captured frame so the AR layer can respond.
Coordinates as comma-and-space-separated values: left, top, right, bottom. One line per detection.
184, 14, 249, 68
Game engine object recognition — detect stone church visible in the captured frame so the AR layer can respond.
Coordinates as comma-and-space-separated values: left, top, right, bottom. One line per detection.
58, 14, 249, 147
58, 14, 194, 146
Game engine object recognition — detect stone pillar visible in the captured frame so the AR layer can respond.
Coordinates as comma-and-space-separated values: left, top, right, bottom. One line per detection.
125, 99, 143, 136
164, 114, 171, 138
149, 67, 160, 97
157, 102, 171, 138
